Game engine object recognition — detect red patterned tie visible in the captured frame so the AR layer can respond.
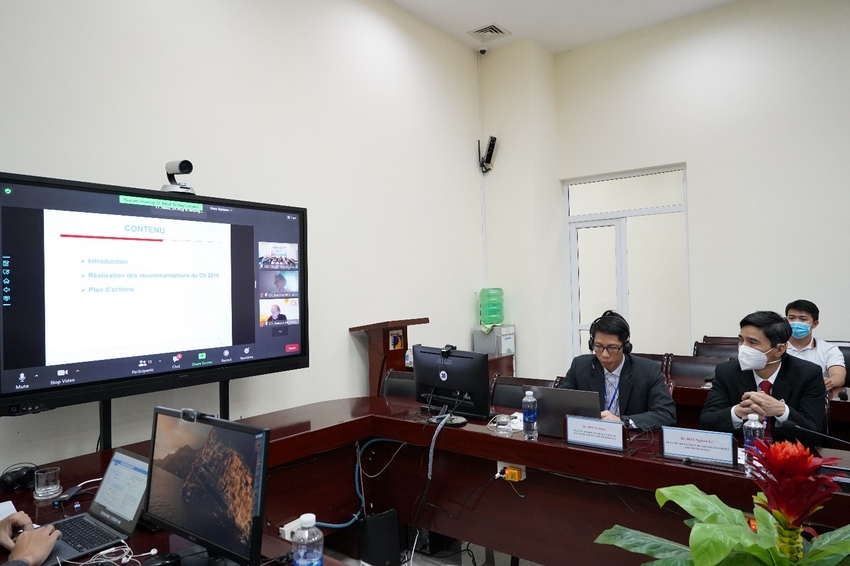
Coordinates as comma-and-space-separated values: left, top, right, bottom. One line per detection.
758, 380, 772, 439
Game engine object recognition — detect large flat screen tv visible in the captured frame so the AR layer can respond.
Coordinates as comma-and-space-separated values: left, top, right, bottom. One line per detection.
0, 171, 308, 416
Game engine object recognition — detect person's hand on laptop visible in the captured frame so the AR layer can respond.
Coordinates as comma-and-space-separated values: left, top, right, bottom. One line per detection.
1, 511, 62, 566
1, 511, 34, 551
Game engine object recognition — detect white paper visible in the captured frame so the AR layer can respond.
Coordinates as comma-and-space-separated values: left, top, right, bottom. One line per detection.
0, 500, 17, 521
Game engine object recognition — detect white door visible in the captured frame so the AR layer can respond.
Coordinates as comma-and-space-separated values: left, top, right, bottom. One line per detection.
565, 166, 690, 357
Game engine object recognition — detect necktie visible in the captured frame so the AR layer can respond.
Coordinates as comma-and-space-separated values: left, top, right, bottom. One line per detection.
758, 380, 772, 439
604, 372, 620, 417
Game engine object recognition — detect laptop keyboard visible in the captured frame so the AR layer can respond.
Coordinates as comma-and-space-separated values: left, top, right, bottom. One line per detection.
56, 515, 117, 552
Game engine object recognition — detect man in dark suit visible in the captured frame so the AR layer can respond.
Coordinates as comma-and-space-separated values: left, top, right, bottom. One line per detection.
557, 310, 676, 430
699, 311, 826, 447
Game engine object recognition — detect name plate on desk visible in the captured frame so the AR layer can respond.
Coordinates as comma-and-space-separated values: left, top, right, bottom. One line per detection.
661, 427, 736, 465
565, 416, 626, 451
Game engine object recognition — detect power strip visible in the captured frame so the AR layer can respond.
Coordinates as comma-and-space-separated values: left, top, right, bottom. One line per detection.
279, 518, 301, 541
497, 461, 526, 482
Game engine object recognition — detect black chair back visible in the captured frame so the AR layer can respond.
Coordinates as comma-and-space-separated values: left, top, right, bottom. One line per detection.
694, 343, 739, 359
379, 370, 415, 397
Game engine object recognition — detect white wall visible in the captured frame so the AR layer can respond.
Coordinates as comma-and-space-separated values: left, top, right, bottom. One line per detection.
480, 39, 568, 379
554, 0, 850, 355
0, 0, 482, 470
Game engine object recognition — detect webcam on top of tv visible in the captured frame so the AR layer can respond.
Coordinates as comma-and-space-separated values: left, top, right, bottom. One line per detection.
161, 160, 195, 194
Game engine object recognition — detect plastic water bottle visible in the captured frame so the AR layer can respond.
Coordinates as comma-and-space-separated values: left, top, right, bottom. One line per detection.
743, 413, 764, 477
522, 390, 538, 441
292, 513, 323, 566
479, 288, 504, 325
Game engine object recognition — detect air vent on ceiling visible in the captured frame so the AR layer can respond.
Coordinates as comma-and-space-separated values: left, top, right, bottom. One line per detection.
467, 24, 511, 43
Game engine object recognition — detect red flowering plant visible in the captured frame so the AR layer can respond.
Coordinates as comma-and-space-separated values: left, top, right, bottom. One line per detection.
595, 440, 850, 565
747, 439, 842, 561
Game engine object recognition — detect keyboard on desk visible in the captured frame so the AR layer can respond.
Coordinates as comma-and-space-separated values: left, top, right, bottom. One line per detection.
53, 515, 122, 553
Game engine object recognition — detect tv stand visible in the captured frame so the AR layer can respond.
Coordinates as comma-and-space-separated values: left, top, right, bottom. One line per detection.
97, 380, 233, 451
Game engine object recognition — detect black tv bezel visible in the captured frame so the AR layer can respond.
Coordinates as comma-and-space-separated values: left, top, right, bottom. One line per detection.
144, 406, 270, 566
0, 171, 309, 416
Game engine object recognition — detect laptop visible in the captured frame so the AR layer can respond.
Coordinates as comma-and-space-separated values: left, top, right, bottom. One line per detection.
527, 386, 600, 438
42, 448, 149, 566
817, 447, 850, 493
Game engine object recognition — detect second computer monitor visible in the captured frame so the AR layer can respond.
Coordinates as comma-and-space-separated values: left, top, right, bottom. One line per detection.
144, 407, 269, 566
413, 345, 491, 421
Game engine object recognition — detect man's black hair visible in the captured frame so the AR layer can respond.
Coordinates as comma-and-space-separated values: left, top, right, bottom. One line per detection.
785, 299, 819, 322
591, 310, 630, 345
740, 311, 792, 347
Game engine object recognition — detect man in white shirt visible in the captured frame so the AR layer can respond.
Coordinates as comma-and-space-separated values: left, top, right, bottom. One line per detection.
785, 299, 846, 390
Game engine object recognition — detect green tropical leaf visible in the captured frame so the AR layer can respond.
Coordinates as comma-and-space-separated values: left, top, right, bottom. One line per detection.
801, 524, 850, 565
753, 505, 777, 550
596, 525, 691, 559
685, 518, 701, 529
741, 543, 784, 565
645, 558, 696, 566
716, 550, 775, 565
657, 485, 749, 527
689, 522, 759, 566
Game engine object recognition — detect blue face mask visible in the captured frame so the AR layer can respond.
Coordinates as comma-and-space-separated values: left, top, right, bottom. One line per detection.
789, 321, 812, 339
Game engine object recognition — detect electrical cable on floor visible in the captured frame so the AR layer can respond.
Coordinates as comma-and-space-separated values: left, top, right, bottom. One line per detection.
425, 475, 499, 520
504, 477, 525, 499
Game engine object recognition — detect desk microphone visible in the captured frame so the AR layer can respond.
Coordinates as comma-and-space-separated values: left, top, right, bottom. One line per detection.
774, 420, 850, 449
839, 388, 848, 401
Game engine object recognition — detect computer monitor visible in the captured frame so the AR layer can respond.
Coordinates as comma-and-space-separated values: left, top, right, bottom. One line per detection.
144, 407, 270, 566
0, 171, 309, 416
412, 345, 492, 421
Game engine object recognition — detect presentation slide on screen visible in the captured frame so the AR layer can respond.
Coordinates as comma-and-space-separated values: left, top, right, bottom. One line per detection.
43, 209, 233, 365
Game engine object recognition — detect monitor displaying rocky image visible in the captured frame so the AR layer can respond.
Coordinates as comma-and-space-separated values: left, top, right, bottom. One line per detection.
146, 409, 267, 562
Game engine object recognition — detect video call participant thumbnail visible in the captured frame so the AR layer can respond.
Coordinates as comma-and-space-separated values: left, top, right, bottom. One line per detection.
557, 310, 676, 431
699, 311, 826, 447
784, 299, 846, 390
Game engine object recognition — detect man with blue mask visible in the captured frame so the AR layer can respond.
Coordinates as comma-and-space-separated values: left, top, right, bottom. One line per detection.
699, 311, 826, 447
785, 299, 846, 390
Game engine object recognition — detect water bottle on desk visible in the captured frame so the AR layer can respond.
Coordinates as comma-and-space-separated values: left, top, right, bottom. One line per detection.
522, 390, 538, 441
292, 513, 323, 566
743, 413, 764, 477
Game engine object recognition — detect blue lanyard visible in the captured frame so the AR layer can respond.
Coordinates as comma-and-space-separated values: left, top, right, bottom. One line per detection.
606, 382, 620, 412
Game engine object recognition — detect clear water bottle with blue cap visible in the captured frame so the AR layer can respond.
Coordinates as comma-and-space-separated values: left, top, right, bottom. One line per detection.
292, 513, 323, 566
522, 390, 538, 441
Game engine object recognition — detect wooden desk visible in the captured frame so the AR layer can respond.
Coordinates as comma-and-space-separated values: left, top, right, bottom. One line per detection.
242, 397, 849, 565
6, 397, 849, 566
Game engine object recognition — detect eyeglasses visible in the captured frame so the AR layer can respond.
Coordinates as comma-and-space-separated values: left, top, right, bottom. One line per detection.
593, 344, 623, 355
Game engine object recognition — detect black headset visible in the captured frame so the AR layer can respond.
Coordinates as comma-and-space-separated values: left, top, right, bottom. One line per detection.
0, 463, 37, 492
588, 310, 633, 355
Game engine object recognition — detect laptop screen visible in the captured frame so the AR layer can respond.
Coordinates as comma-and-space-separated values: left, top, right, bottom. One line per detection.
87, 448, 149, 535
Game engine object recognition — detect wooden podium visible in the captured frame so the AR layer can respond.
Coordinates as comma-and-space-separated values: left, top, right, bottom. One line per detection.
349, 317, 429, 395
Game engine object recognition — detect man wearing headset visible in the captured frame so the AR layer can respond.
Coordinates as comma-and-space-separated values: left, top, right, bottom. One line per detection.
1, 511, 61, 566
557, 310, 676, 430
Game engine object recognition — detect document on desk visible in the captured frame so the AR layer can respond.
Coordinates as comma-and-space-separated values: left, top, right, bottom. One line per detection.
0, 500, 17, 521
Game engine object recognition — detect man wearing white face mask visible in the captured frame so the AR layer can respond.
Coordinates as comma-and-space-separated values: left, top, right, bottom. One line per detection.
784, 299, 846, 390
699, 311, 826, 447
